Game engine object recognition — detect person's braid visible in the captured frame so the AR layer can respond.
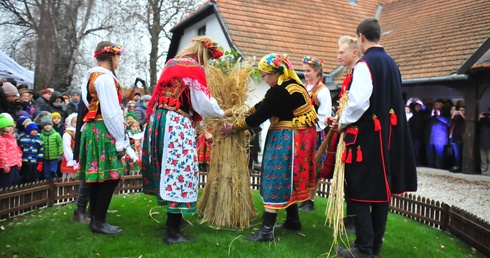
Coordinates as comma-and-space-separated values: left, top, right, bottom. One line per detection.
108, 57, 117, 77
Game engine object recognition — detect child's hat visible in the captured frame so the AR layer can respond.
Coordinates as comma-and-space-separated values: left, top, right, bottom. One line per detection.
51, 112, 61, 119
41, 116, 53, 126
0, 113, 14, 130
25, 121, 39, 134
16, 115, 30, 127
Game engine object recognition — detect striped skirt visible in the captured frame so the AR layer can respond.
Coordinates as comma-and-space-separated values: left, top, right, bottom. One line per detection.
261, 127, 317, 209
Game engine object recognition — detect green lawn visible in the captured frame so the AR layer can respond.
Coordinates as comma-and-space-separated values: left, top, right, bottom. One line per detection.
0, 191, 484, 258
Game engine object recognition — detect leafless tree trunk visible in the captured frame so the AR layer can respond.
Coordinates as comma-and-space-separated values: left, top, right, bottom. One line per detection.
0, 0, 111, 93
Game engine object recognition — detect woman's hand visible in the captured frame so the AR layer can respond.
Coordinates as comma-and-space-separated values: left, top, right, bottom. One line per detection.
324, 116, 335, 125
219, 122, 234, 137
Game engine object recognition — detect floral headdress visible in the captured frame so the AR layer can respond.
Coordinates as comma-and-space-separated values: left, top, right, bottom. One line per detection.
258, 53, 302, 86
192, 38, 223, 59
303, 56, 324, 67
94, 45, 125, 58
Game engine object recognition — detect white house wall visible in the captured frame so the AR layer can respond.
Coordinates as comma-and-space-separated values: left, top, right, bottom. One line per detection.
179, 15, 230, 54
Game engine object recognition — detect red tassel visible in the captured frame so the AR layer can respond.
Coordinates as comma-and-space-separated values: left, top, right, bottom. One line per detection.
356, 146, 363, 162
346, 149, 353, 164
373, 115, 381, 131
390, 109, 397, 126
341, 149, 347, 162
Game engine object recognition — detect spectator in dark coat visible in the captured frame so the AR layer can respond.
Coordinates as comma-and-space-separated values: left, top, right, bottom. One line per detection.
66, 88, 82, 115
134, 95, 150, 130
35, 88, 53, 111
46, 91, 68, 123
408, 103, 425, 166
1, 82, 23, 120
449, 106, 465, 172
479, 109, 490, 176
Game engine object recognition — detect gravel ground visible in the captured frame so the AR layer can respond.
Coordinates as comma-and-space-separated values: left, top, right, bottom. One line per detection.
414, 167, 490, 223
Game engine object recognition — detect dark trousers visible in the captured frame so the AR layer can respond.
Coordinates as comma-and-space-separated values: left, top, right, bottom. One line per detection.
89, 180, 119, 222
21, 163, 38, 183
0, 166, 20, 188
76, 180, 90, 211
351, 201, 389, 256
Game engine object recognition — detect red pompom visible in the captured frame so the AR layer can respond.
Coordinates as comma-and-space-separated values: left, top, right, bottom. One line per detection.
356, 146, 363, 162
346, 149, 352, 164
341, 149, 347, 162
390, 109, 397, 126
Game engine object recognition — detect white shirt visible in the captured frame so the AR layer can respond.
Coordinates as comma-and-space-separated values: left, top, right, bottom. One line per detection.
339, 61, 373, 129
81, 66, 129, 151
184, 77, 224, 118
306, 82, 332, 131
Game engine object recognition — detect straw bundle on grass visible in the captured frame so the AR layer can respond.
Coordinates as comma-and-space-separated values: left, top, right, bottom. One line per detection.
197, 58, 256, 229
324, 93, 350, 255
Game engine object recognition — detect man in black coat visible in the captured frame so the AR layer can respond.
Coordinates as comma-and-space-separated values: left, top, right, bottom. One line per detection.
331, 18, 417, 258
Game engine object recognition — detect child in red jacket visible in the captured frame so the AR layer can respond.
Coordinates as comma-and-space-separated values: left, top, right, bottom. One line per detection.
0, 113, 23, 188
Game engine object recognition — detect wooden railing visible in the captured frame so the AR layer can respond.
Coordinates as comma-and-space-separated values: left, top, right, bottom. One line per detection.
0, 172, 488, 256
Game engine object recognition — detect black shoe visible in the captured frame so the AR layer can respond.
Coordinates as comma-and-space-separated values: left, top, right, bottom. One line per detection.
276, 220, 302, 231
335, 246, 373, 258
90, 220, 124, 235
245, 229, 274, 242
165, 232, 196, 244
245, 212, 276, 242
72, 209, 91, 224
299, 200, 314, 211
343, 216, 356, 234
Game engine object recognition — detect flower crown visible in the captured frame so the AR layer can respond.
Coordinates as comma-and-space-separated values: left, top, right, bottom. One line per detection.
265, 54, 293, 73
303, 56, 324, 67
93, 45, 125, 58
193, 38, 223, 59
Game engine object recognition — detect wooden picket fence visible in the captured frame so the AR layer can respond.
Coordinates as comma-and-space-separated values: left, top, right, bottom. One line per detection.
0, 171, 488, 256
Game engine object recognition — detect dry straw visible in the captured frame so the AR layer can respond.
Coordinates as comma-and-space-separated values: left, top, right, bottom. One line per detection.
323, 93, 350, 256
197, 58, 256, 229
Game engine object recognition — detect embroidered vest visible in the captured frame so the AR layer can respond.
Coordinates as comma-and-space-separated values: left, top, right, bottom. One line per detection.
83, 72, 122, 122
156, 77, 196, 121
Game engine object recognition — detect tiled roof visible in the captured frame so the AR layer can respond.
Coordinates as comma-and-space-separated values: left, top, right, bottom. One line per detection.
214, 0, 381, 74
379, 0, 490, 79
175, 0, 490, 81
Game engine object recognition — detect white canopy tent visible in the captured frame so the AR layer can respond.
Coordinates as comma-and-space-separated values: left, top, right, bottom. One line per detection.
0, 50, 34, 87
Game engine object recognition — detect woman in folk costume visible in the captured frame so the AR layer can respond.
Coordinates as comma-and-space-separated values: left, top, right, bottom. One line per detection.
220, 53, 318, 242
141, 36, 225, 244
298, 56, 332, 212
60, 113, 78, 178
78, 41, 127, 235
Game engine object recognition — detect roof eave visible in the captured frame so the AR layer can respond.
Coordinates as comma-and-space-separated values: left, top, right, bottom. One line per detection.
167, 2, 216, 62
457, 36, 490, 74
167, 1, 245, 62
402, 74, 468, 86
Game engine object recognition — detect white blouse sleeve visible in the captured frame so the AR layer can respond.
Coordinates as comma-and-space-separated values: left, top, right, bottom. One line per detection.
94, 74, 129, 151
62, 133, 73, 162
315, 87, 332, 131
339, 61, 373, 130
184, 78, 224, 118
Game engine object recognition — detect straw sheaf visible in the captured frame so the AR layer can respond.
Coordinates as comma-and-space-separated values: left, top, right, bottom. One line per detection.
325, 93, 350, 255
197, 58, 256, 229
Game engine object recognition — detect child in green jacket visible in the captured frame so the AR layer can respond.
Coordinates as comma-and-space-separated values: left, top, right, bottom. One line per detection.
40, 116, 62, 180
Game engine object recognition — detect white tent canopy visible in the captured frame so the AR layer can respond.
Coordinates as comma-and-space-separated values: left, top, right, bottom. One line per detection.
0, 50, 34, 86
